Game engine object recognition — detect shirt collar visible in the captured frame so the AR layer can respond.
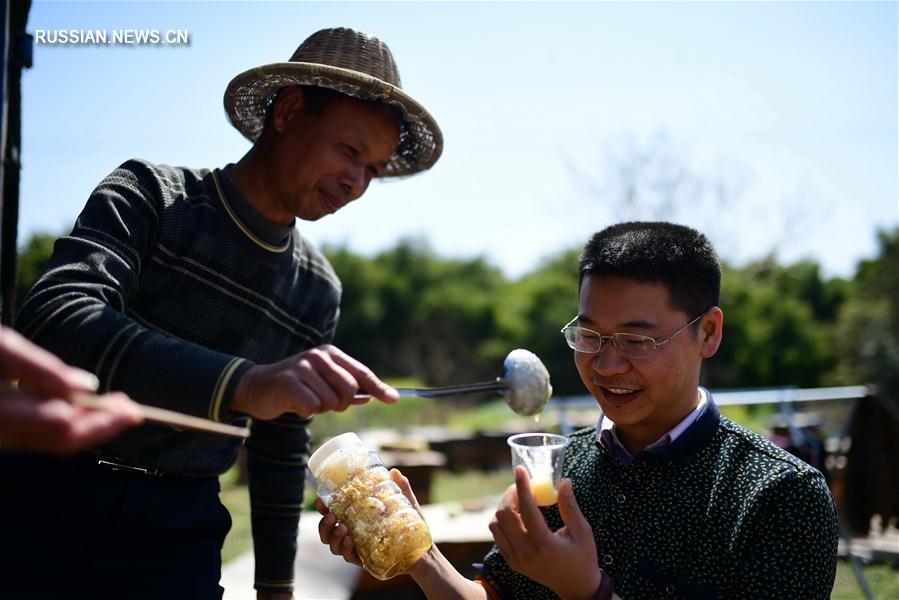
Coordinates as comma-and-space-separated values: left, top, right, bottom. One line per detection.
597, 388, 709, 467
218, 164, 294, 248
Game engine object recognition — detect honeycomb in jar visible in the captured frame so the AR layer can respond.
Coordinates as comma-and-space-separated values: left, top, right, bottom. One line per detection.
327, 466, 432, 579
315, 447, 371, 492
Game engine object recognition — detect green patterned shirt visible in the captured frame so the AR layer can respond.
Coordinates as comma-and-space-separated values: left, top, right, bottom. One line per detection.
481, 397, 838, 599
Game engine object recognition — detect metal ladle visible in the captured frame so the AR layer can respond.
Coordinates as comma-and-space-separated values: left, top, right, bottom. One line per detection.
354, 348, 552, 416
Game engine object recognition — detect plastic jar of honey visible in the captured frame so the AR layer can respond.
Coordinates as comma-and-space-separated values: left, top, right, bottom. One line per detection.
308, 432, 433, 580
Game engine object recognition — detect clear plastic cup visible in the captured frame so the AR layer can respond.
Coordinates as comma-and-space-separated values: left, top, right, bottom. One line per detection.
507, 432, 570, 506
308, 432, 432, 580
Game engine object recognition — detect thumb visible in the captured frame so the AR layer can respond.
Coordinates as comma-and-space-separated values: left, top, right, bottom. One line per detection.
314, 497, 330, 516
556, 479, 592, 540
389, 468, 423, 512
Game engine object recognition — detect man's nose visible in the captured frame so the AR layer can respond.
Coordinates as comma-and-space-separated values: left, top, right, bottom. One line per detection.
339, 164, 368, 201
592, 342, 630, 376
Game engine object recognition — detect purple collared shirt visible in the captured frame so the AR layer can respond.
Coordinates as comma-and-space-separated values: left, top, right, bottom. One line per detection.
597, 388, 709, 467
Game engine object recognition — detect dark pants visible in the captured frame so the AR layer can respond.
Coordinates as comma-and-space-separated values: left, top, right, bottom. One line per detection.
0, 452, 232, 600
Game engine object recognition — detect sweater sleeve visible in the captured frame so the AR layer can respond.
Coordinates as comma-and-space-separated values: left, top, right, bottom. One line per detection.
248, 304, 339, 594
247, 414, 310, 594
15, 160, 249, 421
724, 468, 838, 599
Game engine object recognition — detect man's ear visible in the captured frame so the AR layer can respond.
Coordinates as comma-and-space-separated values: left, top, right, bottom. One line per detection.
699, 306, 723, 358
271, 86, 305, 133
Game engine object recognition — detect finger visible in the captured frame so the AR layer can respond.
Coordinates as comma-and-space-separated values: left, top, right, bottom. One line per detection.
493, 499, 528, 540
513, 465, 549, 535
340, 534, 361, 566
496, 482, 520, 512
63, 406, 138, 452
318, 512, 337, 544
315, 498, 330, 516
304, 348, 358, 407
298, 362, 340, 413
92, 392, 144, 424
15, 398, 133, 454
556, 478, 592, 540
0, 328, 98, 397
348, 394, 372, 407
0, 396, 74, 452
389, 469, 422, 511
326, 346, 399, 403
492, 476, 531, 547
488, 517, 517, 567
272, 368, 322, 419
329, 523, 350, 556
295, 385, 325, 418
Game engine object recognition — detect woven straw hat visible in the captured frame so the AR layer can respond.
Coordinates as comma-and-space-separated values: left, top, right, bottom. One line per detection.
224, 27, 442, 177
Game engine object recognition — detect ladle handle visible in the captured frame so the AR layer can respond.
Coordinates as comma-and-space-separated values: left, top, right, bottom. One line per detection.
354, 380, 507, 400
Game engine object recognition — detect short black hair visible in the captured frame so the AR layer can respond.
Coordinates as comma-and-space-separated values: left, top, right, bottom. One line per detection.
262, 85, 407, 145
263, 85, 344, 126
578, 221, 721, 317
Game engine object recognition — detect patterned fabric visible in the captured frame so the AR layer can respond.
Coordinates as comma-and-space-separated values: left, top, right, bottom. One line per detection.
16, 159, 342, 593
481, 396, 838, 599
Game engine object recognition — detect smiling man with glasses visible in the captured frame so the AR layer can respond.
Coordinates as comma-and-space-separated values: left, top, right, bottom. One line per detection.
317, 222, 839, 600
478, 222, 839, 599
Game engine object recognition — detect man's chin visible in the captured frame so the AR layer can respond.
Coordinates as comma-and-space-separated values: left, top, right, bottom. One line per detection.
294, 206, 330, 221
597, 396, 646, 424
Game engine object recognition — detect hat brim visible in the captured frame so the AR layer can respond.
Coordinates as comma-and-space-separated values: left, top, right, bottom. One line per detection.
224, 62, 443, 177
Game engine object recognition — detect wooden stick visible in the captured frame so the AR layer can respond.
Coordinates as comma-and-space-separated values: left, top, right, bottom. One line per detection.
72, 393, 250, 439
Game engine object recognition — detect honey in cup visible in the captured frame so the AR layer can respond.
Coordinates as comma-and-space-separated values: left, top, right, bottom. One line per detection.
308, 432, 433, 580
507, 433, 570, 507
528, 472, 559, 506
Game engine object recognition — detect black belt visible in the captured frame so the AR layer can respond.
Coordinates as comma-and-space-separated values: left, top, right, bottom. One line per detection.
77, 453, 165, 477
74, 453, 217, 480
95, 458, 164, 477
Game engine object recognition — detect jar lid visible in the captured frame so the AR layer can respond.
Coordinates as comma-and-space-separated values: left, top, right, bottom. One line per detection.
308, 432, 365, 476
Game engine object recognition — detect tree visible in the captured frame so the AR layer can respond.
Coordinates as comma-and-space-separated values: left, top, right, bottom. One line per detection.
707, 259, 834, 389
491, 248, 583, 396
829, 228, 899, 403
14, 231, 59, 320
325, 238, 509, 386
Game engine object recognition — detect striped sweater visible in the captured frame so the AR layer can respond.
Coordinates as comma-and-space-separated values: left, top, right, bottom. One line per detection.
16, 159, 341, 593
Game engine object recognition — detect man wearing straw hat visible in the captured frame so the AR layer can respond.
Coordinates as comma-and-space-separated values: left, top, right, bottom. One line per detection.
1, 28, 441, 599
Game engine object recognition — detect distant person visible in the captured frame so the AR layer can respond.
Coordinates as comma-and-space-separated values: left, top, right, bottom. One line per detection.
1, 27, 441, 599
319, 222, 838, 599
0, 325, 140, 453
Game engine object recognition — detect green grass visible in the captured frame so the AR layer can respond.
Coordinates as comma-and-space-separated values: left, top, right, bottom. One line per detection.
832, 560, 899, 599
446, 398, 521, 430
219, 473, 252, 564
307, 378, 454, 441
431, 469, 512, 503
717, 403, 776, 434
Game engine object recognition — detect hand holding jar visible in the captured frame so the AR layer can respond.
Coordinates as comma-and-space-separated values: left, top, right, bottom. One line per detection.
310, 433, 433, 580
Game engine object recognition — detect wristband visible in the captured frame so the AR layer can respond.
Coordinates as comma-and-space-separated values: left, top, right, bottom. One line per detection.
593, 568, 615, 600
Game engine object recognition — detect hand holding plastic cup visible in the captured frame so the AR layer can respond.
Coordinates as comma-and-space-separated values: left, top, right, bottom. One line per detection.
507, 432, 570, 506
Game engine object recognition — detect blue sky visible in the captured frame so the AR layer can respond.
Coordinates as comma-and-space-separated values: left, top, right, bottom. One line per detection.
19, 1, 898, 278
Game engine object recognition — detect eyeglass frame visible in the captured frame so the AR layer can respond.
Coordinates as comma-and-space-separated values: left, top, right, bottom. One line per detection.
560, 309, 710, 359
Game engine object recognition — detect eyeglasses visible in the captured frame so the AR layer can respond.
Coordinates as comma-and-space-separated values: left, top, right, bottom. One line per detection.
560, 310, 708, 359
